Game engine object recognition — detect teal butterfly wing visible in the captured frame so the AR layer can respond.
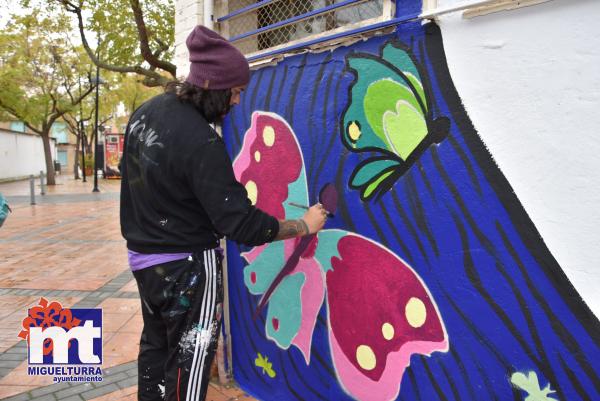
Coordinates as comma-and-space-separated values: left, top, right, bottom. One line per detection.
349, 157, 402, 201
242, 240, 315, 356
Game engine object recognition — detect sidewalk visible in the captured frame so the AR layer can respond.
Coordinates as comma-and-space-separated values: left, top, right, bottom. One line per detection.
0, 176, 256, 401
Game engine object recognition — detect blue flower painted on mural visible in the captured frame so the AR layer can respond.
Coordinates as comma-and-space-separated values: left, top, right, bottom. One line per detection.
341, 41, 449, 201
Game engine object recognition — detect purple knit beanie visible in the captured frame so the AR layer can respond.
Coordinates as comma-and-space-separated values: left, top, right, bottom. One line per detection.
185, 26, 250, 90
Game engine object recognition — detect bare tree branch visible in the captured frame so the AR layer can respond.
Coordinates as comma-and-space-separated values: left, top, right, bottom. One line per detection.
0, 98, 42, 134
155, 37, 169, 53
100, 115, 112, 126
56, 0, 174, 86
70, 84, 96, 107
129, 0, 176, 77
63, 113, 80, 138
53, 83, 95, 120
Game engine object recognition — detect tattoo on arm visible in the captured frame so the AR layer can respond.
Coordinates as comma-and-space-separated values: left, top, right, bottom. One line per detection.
274, 219, 308, 241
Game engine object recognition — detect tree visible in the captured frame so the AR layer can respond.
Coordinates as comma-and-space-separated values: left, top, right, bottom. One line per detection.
53, 0, 176, 87
62, 91, 93, 179
62, 70, 161, 178
112, 72, 163, 115
0, 11, 97, 185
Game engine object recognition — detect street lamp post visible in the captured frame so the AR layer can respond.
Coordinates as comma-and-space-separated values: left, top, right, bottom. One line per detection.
77, 73, 87, 182
92, 63, 101, 193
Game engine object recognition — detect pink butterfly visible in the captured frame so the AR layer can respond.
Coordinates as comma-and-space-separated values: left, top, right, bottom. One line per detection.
233, 111, 449, 401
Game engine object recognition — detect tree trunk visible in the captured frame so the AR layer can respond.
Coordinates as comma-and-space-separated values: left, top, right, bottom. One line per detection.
41, 130, 56, 185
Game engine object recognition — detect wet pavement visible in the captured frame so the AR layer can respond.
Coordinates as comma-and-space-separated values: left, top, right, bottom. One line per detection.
0, 176, 256, 400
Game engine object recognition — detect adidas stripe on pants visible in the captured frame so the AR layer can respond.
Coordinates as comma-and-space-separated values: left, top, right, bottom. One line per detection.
133, 248, 224, 401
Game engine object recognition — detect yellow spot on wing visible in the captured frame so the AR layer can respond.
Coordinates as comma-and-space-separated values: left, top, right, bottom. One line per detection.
348, 121, 362, 143
245, 180, 258, 205
382, 322, 395, 340
356, 345, 376, 371
406, 297, 427, 328
254, 151, 261, 162
263, 126, 275, 147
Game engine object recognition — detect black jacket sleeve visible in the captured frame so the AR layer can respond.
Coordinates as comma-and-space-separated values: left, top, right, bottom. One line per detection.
186, 137, 279, 247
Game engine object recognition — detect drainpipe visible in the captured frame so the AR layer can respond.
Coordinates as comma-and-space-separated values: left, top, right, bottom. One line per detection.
204, 0, 214, 29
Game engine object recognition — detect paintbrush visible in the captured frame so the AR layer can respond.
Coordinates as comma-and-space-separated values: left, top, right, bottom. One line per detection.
253, 184, 338, 320
288, 202, 334, 218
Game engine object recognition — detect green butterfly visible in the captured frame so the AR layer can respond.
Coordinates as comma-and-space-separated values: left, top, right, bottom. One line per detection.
341, 40, 450, 201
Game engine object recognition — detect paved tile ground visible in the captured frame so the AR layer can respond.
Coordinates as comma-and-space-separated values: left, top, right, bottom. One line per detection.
0, 176, 257, 400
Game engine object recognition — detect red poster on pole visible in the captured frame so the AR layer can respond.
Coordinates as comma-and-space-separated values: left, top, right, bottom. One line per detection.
104, 134, 124, 178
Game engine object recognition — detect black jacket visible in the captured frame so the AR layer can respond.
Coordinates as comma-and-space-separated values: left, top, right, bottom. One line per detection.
120, 92, 279, 253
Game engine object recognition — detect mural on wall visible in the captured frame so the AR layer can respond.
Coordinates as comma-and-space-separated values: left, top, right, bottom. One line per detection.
342, 41, 449, 201
233, 111, 448, 401
223, 21, 600, 401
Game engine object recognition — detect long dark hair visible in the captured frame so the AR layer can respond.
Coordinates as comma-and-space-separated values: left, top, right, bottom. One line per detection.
165, 81, 232, 123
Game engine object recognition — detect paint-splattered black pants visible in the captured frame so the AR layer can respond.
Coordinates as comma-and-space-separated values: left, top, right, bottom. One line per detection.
133, 248, 223, 401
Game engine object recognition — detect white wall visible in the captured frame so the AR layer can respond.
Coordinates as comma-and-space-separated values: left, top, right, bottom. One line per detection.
436, 0, 600, 316
175, 0, 205, 80
0, 130, 56, 180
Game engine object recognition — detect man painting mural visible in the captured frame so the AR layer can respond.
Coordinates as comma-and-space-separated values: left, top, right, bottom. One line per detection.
119, 26, 328, 401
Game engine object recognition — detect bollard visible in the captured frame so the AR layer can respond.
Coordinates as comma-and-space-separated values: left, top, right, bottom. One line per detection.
39, 171, 46, 195
30, 175, 36, 205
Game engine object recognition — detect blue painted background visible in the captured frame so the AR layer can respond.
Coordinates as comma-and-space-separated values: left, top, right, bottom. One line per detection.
221, 14, 600, 401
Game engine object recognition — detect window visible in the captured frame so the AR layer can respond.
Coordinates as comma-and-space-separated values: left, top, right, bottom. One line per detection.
10, 121, 25, 132
57, 150, 68, 167
51, 122, 69, 144
216, 0, 395, 59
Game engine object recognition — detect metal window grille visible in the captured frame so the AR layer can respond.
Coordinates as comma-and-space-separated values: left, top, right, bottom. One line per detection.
216, 0, 394, 59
